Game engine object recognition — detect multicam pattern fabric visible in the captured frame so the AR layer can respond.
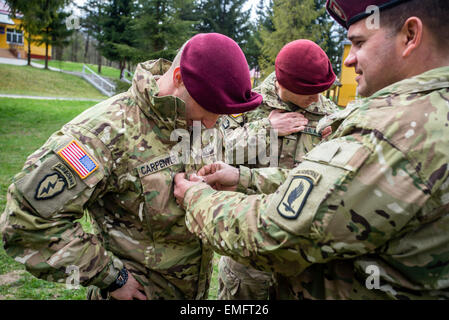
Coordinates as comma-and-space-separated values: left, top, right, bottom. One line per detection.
217, 72, 338, 300
0, 59, 214, 300
218, 72, 339, 168
184, 66, 449, 299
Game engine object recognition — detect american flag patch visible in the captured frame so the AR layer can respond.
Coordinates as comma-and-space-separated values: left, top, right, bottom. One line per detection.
58, 140, 98, 179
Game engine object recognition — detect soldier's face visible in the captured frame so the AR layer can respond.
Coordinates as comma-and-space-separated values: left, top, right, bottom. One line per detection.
345, 18, 402, 97
275, 81, 320, 108
181, 87, 220, 129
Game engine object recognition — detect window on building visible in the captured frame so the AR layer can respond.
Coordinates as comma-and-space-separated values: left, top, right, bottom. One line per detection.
6, 28, 23, 45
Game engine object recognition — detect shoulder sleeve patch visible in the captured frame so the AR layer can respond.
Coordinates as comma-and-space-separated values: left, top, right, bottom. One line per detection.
267, 139, 371, 235
276, 171, 321, 220
15, 153, 92, 219
57, 140, 99, 179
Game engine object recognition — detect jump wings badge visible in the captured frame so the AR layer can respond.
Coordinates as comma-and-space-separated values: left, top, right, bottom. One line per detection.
277, 170, 321, 220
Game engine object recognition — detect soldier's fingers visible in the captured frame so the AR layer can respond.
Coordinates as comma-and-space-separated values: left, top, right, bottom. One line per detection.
189, 173, 204, 182
290, 119, 308, 127
269, 109, 284, 115
133, 289, 147, 300
197, 165, 211, 176
203, 172, 221, 186
174, 172, 187, 184
286, 126, 306, 134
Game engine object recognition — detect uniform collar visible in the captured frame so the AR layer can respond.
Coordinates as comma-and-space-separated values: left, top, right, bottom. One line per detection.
130, 59, 187, 132
370, 66, 449, 98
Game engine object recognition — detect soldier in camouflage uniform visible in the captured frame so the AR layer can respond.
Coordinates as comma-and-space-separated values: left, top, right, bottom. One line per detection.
174, 0, 449, 299
217, 40, 339, 300
0, 33, 262, 300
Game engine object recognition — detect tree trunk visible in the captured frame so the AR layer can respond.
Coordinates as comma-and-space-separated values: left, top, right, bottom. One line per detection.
84, 34, 90, 63
97, 52, 102, 74
27, 37, 31, 66
45, 29, 49, 70
120, 60, 125, 79
73, 32, 78, 62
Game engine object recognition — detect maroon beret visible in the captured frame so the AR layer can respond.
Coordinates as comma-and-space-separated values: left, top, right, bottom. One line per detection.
275, 40, 336, 95
326, 0, 413, 29
180, 33, 262, 115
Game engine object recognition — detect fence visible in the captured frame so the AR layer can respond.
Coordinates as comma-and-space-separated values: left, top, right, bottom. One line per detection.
82, 64, 116, 97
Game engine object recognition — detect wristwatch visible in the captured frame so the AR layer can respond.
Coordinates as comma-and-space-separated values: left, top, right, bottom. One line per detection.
101, 267, 128, 297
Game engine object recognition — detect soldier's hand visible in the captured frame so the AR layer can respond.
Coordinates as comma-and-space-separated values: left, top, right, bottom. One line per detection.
268, 109, 308, 136
321, 126, 332, 140
197, 161, 239, 191
110, 272, 147, 300
174, 173, 204, 207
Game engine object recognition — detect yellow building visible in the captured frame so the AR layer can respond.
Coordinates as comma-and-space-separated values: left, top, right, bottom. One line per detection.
336, 40, 357, 107
0, 1, 51, 60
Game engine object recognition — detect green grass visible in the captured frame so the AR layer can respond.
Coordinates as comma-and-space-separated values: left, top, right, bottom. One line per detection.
0, 97, 220, 300
0, 64, 107, 99
32, 59, 132, 81
0, 98, 96, 299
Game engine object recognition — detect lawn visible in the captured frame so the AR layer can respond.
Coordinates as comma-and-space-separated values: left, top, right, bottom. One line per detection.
0, 97, 220, 300
32, 59, 133, 81
0, 64, 107, 100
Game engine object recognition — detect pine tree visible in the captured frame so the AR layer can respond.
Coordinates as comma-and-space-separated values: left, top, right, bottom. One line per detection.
96, 0, 136, 78
129, 0, 198, 62
259, 0, 324, 76
78, 0, 108, 73
36, 8, 73, 69
196, 0, 253, 61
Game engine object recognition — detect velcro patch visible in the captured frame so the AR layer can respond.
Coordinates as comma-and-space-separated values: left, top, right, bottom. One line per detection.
137, 153, 180, 177
277, 171, 321, 220
35, 173, 67, 200
57, 140, 98, 179
15, 154, 90, 219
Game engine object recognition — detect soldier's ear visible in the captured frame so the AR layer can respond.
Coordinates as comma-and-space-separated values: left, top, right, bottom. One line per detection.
400, 17, 423, 58
172, 67, 184, 88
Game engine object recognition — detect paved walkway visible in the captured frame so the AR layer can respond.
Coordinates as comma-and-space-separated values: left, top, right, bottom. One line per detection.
0, 93, 102, 102
0, 57, 27, 66
0, 57, 64, 71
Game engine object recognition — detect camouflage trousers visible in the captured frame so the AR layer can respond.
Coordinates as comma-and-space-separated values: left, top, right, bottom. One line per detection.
87, 260, 204, 300
218, 256, 274, 300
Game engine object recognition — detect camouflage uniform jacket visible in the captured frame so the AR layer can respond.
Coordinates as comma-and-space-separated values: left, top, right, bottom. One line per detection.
218, 72, 339, 168
183, 66, 449, 299
0, 59, 213, 299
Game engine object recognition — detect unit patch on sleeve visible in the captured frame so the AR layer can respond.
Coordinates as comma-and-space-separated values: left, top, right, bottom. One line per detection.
277, 170, 321, 220
35, 172, 67, 200
57, 140, 98, 179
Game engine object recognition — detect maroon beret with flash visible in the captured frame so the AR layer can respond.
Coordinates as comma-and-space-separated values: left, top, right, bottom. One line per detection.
275, 40, 336, 95
326, 0, 413, 29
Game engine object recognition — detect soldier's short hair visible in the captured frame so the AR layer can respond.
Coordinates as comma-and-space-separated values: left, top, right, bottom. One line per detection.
381, 0, 449, 50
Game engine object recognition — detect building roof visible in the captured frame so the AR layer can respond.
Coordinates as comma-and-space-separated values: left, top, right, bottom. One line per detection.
0, 0, 22, 18
0, 0, 10, 15
0, 13, 14, 25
